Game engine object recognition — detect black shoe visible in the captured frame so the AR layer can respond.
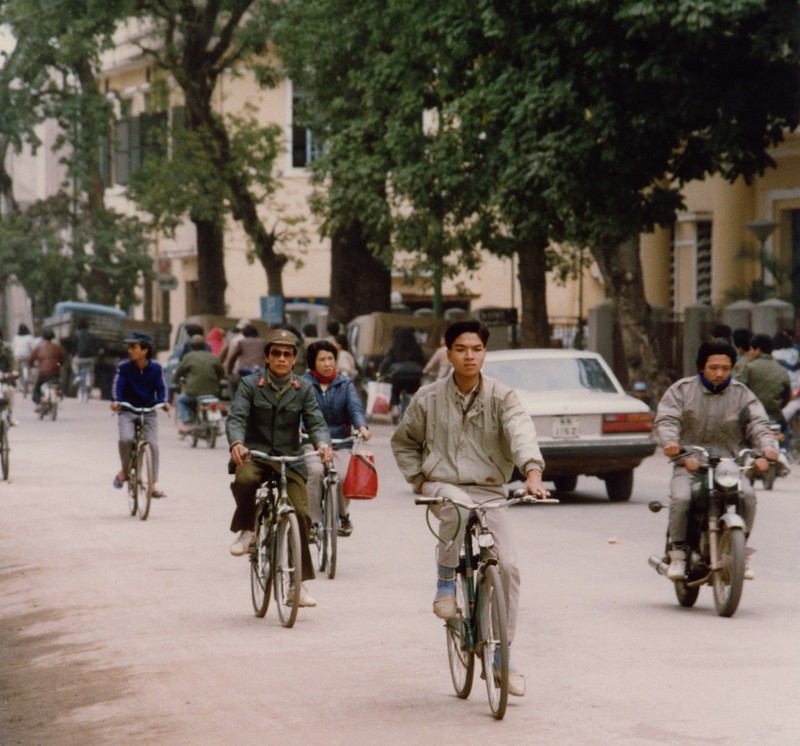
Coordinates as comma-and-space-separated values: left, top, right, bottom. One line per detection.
338, 515, 353, 537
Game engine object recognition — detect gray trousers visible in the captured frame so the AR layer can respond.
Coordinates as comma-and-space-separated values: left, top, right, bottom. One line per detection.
117, 410, 160, 482
422, 482, 521, 644
668, 466, 756, 544
303, 444, 351, 525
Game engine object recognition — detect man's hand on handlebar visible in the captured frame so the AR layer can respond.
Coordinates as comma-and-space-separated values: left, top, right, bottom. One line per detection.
524, 469, 550, 499
318, 443, 333, 465
230, 442, 249, 467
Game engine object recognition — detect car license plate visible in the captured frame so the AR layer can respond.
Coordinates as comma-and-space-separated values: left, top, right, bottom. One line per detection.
552, 415, 579, 439
207, 410, 222, 421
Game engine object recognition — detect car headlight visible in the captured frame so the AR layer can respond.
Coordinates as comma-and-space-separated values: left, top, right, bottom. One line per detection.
715, 461, 739, 490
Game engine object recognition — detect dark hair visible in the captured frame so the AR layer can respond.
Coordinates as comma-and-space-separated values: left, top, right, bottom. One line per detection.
696, 341, 736, 370
732, 328, 752, 351
302, 323, 317, 338
445, 318, 490, 349
772, 330, 792, 350
387, 327, 425, 364
43, 329, 55, 341
327, 321, 341, 336
18, 323, 30, 335
306, 339, 338, 370
242, 324, 258, 338
334, 333, 349, 351
709, 324, 732, 342
185, 323, 204, 337
751, 333, 773, 354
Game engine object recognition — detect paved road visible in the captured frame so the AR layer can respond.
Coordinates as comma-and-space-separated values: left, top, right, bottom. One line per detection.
2, 398, 800, 744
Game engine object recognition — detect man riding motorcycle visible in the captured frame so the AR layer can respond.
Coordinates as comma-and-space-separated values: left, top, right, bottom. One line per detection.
654, 341, 778, 581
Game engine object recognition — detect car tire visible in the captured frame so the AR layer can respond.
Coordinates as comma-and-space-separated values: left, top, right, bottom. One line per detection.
604, 470, 633, 502
553, 475, 578, 493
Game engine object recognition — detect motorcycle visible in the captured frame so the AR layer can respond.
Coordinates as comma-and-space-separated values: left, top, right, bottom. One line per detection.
184, 395, 224, 449
648, 445, 760, 618
38, 380, 61, 421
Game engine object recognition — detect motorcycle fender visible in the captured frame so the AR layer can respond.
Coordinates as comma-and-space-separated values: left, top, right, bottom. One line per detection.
720, 512, 746, 531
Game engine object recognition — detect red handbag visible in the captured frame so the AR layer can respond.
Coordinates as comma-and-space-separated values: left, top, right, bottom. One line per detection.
343, 444, 378, 500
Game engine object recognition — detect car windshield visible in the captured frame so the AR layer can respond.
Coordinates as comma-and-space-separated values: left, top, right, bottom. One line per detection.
484, 357, 618, 393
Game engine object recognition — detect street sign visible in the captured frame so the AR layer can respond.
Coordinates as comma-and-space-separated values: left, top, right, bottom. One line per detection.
157, 274, 178, 291
260, 295, 284, 324
478, 307, 518, 326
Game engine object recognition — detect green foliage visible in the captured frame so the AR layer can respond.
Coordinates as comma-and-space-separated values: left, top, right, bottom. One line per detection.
0, 0, 152, 311
0, 193, 152, 314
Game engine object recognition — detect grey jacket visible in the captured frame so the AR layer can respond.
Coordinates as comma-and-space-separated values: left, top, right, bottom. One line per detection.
391, 374, 545, 491
654, 375, 775, 457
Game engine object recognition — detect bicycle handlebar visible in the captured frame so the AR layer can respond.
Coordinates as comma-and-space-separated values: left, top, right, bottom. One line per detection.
117, 402, 167, 415
247, 450, 307, 466
414, 489, 559, 510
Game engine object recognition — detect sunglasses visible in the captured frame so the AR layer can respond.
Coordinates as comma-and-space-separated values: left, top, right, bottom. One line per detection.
269, 348, 296, 359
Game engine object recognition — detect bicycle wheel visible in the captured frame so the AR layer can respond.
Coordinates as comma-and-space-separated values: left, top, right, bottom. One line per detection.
447, 571, 475, 698
479, 564, 509, 719
274, 511, 302, 628
712, 526, 745, 617
323, 480, 338, 579
250, 511, 273, 617
0, 420, 9, 481
126, 457, 138, 516
136, 442, 154, 521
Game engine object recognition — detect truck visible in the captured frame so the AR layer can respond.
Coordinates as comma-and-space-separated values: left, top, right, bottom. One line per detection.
346, 312, 449, 381
42, 301, 171, 400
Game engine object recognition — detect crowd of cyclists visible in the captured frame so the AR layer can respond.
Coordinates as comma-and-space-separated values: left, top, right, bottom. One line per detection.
6, 312, 800, 707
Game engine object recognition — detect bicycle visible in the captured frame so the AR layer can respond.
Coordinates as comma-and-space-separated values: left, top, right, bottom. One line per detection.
416, 487, 558, 719
38, 379, 61, 420
0, 372, 17, 481
312, 435, 357, 580
117, 402, 166, 521
247, 450, 308, 628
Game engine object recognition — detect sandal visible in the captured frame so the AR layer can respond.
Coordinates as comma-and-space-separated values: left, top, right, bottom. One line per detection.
112, 474, 126, 489
150, 489, 166, 499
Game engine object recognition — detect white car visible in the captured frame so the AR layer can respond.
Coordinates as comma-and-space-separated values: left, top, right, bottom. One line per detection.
483, 349, 656, 501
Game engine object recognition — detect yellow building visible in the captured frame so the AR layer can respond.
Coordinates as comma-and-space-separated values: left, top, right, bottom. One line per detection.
642, 130, 800, 318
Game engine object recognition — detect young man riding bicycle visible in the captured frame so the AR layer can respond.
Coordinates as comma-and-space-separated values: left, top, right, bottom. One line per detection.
391, 318, 548, 698
226, 328, 332, 608
111, 332, 170, 497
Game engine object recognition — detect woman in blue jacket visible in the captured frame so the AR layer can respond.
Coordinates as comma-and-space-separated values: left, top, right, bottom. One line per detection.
303, 340, 370, 536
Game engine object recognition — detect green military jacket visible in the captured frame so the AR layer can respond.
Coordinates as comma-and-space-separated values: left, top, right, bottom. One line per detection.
226, 369, 330, 479
735, 354, 792, 421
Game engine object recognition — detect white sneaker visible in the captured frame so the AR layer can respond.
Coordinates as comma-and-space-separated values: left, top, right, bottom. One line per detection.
8, 416, 19, 426
507, 668, 527, 697
230, 530, 255, 556
745, 546, 756, 580
666, 549, 686, 581
288, 583, 317, 607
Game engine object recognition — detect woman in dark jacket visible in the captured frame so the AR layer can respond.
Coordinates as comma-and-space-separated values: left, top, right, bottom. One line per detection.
378, 326, 425, 423
303, 340, 370, 536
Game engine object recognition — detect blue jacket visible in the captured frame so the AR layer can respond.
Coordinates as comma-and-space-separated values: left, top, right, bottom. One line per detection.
303, 372, 368, 441
113, 359, 168, 408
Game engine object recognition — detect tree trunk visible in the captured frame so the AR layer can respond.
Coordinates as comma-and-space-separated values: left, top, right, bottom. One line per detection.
516, 237, 551, 348
73, 53, 117, 305
193, 214, 227, 315
330, 219, 391, 323
253, 229, 286, 298
590, 236, 672, 396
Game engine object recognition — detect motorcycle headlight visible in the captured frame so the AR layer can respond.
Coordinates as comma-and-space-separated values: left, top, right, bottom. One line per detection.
715, 461, 739, 490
